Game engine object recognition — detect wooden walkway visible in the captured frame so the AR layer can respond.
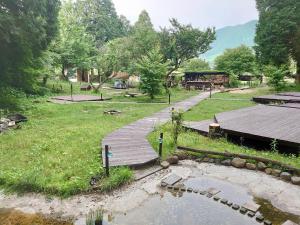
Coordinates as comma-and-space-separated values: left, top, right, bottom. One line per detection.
253, 92, 300, 104
101, 92, 213, 167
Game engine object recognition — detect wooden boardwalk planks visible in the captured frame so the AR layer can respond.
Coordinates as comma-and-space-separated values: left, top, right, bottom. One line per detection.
253, 92, 300, 104
102, 92, 213, 167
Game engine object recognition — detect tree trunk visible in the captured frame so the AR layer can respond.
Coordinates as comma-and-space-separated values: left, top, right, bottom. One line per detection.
60, 64, 68, 81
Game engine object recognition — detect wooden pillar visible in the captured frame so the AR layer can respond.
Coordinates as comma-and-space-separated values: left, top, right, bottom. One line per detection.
208, 123, 221, 138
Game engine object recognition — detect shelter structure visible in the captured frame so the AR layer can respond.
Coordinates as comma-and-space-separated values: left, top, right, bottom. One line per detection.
182, 71, 229, 90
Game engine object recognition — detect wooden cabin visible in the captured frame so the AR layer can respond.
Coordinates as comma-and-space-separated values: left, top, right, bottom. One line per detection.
182, 71, 229, 90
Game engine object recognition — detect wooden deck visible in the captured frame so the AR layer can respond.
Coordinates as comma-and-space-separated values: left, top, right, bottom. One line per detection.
101, 92, 213, 167
183, 119, 215, 136
253, 92, 300, 104
215, 105, 300, 147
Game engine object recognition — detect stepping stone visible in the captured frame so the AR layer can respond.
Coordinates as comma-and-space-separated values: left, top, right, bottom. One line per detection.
247, 211, 255, 217
232, 204, 240, 210
256, 215, 264, 222
220, 199, 228, 204
134, 165, 163, 181
161, 174, 182, 186
167, 185, 173, 189
193, 189, 199, 193
281, 221, 299, 225
206, 187, 220, 195
227, 202, 233, 207
242, 201, 261, 212
213, 196, 220, 201
206, 193, 213, 198
180, 187, 187, 192
264, 220, 272, 225
199, 191, 207, 195
240, 207, 248, 214
187, 187, 193, 192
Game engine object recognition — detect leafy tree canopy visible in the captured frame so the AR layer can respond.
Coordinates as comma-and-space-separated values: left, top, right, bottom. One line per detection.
255, 0, 300, 72
214, 45, 256, 75
182, 58, 210, 72
0, 0, 60, 91
159, 19, 215, 80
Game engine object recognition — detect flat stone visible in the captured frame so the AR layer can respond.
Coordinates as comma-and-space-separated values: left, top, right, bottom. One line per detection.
256, 215, 264, 222
206, 187, 220, 195
180, 187, 186, 192
221, 159, 231, 166
161, 174, 182, 185
166, 156, 179, 165
199, 191, 207, 195
193, 189, 199, 193
161, 182, 167, 187
214, 158, 221, 164
246, 163, 256, 170
161, 161, 170, 169
264, 220, 272, 225
281, 220, 299, 225
247, 211, 255, 217
231, 157, 246, 168
187, 187, 193, 192
291, 176, 300, 185
271, 169, 281, 177
206, 193, 213, 198
240, 207, 248, 214
213, 196, 220, 201
202, 157, 210, 162
208, 158, 215, 163
220, 199, 228, 204
242, 202, 261, 212
257, 162, 267, 170
265, 168, 273, 174
173, 186, 179, 190
232, 204, 240, 210
280, 172, 292, 181
167, 185, 173, 189
227, 202, 233, 207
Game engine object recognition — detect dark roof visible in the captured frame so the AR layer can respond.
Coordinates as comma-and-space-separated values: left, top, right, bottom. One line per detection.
184, 71, 229, 76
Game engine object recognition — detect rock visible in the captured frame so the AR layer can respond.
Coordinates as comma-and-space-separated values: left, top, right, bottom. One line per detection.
208, 158, 215, 163
280, 172, 292, 181
271, 169, 281, 177
202, 157, 210, 162
256, 215, 264, 222
166, 156, 179, 165
264, 220, 272, 225
195, 158, 202, 163
246, 163, 256, 170
265, 168, 273, 174
240, 207, 247, 214
174, 152, 188, 160
247, 211, 255, 217
220, 199, 228, 204
160, 161, 170, 169
257, 162, 267, 170
221, 159, 231, 166
8, 121, 16, 127
214, 158, 221, 164
291, 176, 300, 185
232, 204, 240, 210
231, 158, 246, 168
7, 113, 27, 123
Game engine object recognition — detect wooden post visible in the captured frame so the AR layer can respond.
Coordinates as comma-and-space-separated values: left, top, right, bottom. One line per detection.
70, 83, 73, 101
208, 123, 220, 138
171, 107, 175, 123
168, 93, 171, 104
101, 93, 103, 101
105, 145, 109, 177
159, 133, 163, 158
209, 83, 212, 98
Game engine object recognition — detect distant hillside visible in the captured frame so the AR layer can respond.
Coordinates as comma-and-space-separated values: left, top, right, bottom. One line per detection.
202, 20, 257, 63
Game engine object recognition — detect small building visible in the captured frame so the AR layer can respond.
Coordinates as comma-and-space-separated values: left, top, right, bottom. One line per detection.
109, 72, 140, 89
182, 71, 229, 90
238, 72, 263, 84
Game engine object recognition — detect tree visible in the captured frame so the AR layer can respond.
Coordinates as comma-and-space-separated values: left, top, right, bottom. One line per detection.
159, 19, 215, 82
53, 0, 96, 80
255, 0, 300, 82
264, 64, 288, 91
0, 0, 60, 92
214, 45, 256, 75
136, 49, 168, 99
182, 58, 210, 72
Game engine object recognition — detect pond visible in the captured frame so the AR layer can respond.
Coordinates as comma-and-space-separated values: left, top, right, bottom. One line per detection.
1, 177, 299, 225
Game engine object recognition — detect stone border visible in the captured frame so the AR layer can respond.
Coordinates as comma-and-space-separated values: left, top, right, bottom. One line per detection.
160, 182, 274, 225
169, 151, 300, 187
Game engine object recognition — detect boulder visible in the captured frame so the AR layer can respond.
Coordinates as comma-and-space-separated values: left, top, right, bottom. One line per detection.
265, 168, 272, 175
245, 163, 256, 170
257, 162, 267, 171
161, 161, 170, 169
271, 169, 281, 177
291, 176, 300, 185
231, 158, 246, 168
280, 172, 292, 181
221, 159, 231, 166
166, 156, 179, 165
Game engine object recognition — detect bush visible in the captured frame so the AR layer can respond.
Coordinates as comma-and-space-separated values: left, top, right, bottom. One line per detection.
264, 64, 288, 91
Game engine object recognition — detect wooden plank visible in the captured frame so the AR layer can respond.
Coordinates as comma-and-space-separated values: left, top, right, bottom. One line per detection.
161, 174, 182, 186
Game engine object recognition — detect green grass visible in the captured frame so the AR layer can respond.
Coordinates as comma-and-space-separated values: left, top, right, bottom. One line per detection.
0, 81, 199, 197
148, 88, 300, 168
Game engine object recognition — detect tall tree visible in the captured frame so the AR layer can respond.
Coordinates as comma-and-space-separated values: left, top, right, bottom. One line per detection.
0, 0, 60, 92
255, 0, 300, 82
159, 19, 215, 83
214, 45, 256, 75
182, 58, 210, 72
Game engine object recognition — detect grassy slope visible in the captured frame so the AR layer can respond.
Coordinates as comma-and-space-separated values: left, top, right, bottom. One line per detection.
148, 88, 300, 168
0, 82, 198, 197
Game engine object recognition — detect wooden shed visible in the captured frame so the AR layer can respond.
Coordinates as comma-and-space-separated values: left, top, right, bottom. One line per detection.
182, 71, 229, 90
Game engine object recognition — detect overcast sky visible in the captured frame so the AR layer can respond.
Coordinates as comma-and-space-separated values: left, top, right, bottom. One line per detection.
112, 0, 258, 30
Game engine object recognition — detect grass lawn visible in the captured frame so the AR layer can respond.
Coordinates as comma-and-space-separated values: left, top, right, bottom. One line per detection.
148, 88, 300, 168
0, 81, 200, 197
